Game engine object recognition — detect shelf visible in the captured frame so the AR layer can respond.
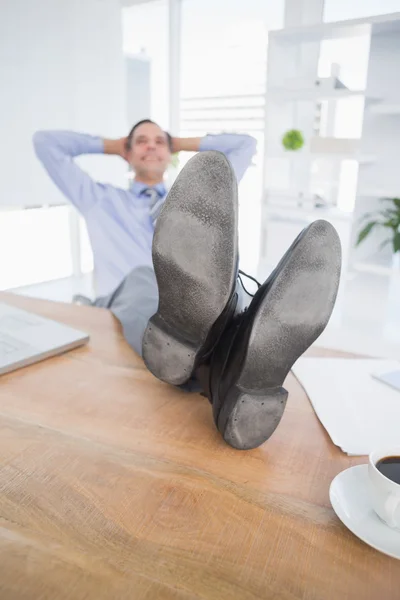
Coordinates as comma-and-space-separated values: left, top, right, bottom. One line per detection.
310, 136, 358, 154
268, 87, 365, 102
368, 102, 400, 116
266, 188, 313, 198
265, 189, 317, 208
266, 185, 338, 196
358, 189, 400, 198
352, 262, 394, 277
266, 76, 378, 103
265, 137, 376, 163
270, 12, 400, 44
267, 141, 377, 164
269, 153, 376, 164
265, 204, 352, 223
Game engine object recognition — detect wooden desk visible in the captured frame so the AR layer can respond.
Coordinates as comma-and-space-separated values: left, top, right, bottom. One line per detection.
0, 293, 398, 599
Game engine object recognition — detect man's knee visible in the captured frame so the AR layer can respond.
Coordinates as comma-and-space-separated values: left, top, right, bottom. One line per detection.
109, 266, 159, 358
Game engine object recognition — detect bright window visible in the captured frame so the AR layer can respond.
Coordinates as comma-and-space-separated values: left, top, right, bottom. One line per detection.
180, 0, 284, 273
122, 1, 169, 129
0, 207, 72, 290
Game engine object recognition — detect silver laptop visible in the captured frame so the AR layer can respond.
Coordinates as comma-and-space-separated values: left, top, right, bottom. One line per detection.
0, 302, 89, 376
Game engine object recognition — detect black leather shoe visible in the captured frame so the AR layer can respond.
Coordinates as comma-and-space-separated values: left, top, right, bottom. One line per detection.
201, 219, 342, 450
142, 150, 239, 385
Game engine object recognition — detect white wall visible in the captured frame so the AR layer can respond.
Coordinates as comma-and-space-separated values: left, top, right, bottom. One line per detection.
122, 1, 169, 129
125, 54, 151, 126
0, 0, 127, 208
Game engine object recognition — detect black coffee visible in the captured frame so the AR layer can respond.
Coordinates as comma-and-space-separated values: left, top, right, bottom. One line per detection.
376, 456, 400, 485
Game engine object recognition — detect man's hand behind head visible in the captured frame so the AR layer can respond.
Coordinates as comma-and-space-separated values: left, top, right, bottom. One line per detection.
103, 137, 130, 162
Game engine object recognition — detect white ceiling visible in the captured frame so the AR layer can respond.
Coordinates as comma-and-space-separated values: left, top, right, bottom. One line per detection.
120, 0, 158, 6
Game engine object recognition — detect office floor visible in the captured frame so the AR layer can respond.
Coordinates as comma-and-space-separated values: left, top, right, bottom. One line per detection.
10, 266, 400, 361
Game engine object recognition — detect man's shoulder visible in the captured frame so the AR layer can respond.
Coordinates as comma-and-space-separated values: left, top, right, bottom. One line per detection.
90, 183, 134, 210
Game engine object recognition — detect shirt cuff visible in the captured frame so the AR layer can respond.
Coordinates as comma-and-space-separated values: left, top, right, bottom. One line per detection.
86, 135, 105, 154
199, 134, 222, 152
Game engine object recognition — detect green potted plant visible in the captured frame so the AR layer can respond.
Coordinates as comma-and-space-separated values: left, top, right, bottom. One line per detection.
170, 153, 180, 169
356, 198, 400, 256
282, 129, 305, 151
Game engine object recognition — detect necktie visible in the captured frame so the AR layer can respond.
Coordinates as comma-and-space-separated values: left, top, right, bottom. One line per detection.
142, 188, 164, 226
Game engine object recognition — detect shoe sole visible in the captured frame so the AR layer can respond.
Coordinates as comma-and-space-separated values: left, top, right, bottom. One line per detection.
142, 151, 238, 385
217, 220, 342, 450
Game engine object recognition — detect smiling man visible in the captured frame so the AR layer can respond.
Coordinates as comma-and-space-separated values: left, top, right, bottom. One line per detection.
33, 122, 341, 450
33, 121, 256, 299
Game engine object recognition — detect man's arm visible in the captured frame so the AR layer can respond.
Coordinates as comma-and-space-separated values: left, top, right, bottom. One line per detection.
171, 138, 202, 153
33, 131, 126, 214
172, 133, 257, 183
103, 137, 129, 159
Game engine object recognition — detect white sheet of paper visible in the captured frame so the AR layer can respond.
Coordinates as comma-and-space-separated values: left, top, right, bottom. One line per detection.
292, 358, 400, 456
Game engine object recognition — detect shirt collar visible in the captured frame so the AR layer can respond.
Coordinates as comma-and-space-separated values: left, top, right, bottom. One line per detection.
130, 180, 167, 198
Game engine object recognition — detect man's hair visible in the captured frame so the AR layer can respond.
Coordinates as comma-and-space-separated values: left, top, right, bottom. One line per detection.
126, 119, 173, 152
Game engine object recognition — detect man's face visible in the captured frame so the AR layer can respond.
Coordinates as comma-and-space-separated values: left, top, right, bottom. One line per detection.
127, 122, 171, 179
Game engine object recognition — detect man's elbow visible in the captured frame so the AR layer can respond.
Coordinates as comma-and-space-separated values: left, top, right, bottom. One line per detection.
244, 135, 257, 158
33, 130, 61, 162
32, 130, 49, 158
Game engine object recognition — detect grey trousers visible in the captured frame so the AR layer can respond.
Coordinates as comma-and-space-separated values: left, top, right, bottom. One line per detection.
95, 267, 203, 392
95, 266, 252, 392
95, 266, 159, 357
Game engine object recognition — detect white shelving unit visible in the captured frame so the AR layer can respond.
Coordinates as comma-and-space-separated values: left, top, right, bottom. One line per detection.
368, 102, 400, 116
260, 11, 400, 277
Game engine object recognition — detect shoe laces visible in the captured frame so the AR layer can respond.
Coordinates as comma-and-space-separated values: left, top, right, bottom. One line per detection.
238, 269, 261, 297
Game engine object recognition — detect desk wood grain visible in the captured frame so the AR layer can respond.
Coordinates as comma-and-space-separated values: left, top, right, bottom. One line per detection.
0, 292, 399, 599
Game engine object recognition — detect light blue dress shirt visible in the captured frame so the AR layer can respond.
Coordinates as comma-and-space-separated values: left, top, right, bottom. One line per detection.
33, 130, 256, 297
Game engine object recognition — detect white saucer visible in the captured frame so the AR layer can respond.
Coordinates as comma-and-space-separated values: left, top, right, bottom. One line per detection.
329, 464, 400, 560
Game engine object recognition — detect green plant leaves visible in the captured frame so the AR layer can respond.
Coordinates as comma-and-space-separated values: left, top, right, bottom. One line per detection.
393, 231, 400, 253
356, 221, 376, 246
359, 211, 373, 223
170, 153, 180, 169
379, 239, 391, 251
382, 197, 400, 210
357, 197, 400, 249
282, 129, 304, 151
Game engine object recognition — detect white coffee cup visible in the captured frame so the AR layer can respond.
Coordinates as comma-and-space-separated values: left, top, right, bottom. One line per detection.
369, 447, 400, 529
